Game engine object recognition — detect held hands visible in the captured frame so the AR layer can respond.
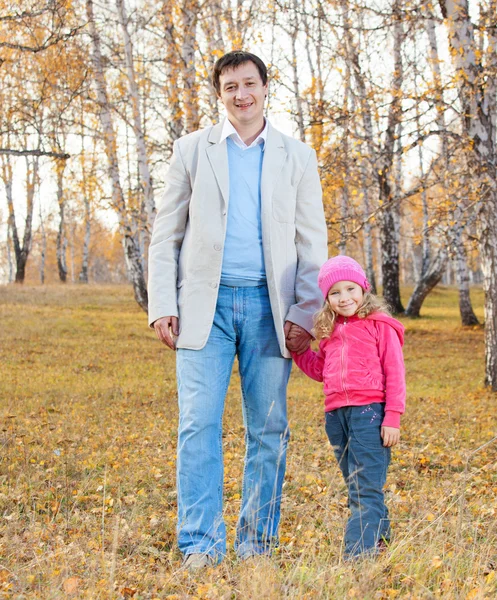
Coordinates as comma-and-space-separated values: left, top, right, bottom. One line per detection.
154, 318, 312, 353
284, 321, 312, 355
381, 426, 400, 447
153, 316, 179, 350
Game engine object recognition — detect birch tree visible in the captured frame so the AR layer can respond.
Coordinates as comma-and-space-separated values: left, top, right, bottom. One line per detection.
440, 0, 497, 388
376, 0, 404, 313
55, 158, 68, 282
161, 0, 184, 142
2, 153, 38, 282
181, 0, 200, 133
86, 0, 148, 310
340, 0, 405, 311
116, 0, 155, 235
404, 25, 448, 317
420, 6, 478, 325
39, 201, 47, 284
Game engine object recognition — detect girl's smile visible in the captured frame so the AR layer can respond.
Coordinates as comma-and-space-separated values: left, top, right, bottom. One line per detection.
327, 280, 364, 317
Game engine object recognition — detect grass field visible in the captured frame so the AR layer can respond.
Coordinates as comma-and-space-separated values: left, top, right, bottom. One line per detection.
0, 284, 496, 599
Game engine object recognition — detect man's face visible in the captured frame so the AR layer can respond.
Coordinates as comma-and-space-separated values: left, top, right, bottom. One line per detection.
217, 61, 267, 130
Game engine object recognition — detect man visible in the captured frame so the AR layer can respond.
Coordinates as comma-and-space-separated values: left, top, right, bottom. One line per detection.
148, 51, 327, 569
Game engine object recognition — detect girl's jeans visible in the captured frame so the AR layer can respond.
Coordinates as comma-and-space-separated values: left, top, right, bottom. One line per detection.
325, 403, 391, 557
176, 284, 292, 560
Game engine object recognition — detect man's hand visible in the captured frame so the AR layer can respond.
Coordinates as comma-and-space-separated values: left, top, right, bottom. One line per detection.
284, 321, 312, 355
381, 426, 400, 448
153, 316, 179, 350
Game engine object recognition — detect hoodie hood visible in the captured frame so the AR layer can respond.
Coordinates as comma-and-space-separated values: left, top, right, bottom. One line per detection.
366, 312, 405, 346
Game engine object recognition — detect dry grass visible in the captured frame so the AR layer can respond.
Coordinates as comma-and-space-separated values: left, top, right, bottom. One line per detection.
0, 284, 496, 599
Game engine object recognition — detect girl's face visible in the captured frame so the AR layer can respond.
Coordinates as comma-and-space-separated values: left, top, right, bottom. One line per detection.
327, 280, 364, 317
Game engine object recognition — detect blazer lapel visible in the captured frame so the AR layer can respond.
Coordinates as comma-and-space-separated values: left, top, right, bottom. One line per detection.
206, 122, 229, 208
261, 124, 287, 210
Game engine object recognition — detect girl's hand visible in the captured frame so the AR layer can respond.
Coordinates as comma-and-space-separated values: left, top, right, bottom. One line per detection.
381, 426, 400, 447
287, 325, 301, 339
284, 322, 312, 354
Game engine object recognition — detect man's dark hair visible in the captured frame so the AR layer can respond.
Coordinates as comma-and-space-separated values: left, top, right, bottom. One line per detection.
212, 51, 268, 95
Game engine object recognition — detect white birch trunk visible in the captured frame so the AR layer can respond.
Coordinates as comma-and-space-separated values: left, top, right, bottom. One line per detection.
202, 0, 224, 123
79, 195, 91, 284
78, 133, 91, 284
426, 7, 478, 324
339, 67, 352, 255
359, 155, 377, 293
341, 0, 404, 310
442, 0, 497, 388
452, 216, 479, 325
404, 35, 447, 313
412, 61, 430, 277
182, 0, 200, 133
290, 0, 305, 142
69, 224, 75, 283
39, 200, 46, 285
56, 159, 68, 283
377, 2, 404, 313
86, 0, 148, 311
2, 153, 37, 283
162, 0, 183, 142
115, 0, 155, 235
6, 220, 14, 283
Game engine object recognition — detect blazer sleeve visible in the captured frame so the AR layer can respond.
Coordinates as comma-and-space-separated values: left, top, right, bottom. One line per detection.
147, 140, 191, 326
285, 149, 328, 334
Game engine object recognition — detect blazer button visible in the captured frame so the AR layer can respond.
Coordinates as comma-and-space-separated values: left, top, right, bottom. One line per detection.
210, 282, 218, 288
214, 244, 222, 251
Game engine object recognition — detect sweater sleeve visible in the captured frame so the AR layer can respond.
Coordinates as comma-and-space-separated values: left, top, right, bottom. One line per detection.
376, 322, 406, 428
291, 343, 325, 382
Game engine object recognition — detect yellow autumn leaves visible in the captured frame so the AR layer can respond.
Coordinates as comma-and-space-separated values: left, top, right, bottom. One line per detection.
0, 284, 496, 598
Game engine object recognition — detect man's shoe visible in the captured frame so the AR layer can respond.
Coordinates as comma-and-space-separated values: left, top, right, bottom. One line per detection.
182, 552, 215, 571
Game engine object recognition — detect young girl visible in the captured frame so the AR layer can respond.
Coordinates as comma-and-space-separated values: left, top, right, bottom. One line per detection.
290, 255, 406, 558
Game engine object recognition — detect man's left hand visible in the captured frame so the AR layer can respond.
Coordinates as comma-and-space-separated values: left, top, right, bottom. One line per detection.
284, 321, 312, 355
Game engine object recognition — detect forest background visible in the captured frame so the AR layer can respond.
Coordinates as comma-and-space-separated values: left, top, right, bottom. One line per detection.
2, 0, 497, 386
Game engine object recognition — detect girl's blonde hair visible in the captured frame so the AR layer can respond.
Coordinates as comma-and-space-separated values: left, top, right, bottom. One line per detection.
313, 291, 391, 340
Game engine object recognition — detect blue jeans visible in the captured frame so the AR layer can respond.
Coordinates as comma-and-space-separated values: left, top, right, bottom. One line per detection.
176, 284, 292, 559
325, 403, 391, 557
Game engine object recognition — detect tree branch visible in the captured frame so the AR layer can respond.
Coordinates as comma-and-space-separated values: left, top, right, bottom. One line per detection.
0, 149, 70, 159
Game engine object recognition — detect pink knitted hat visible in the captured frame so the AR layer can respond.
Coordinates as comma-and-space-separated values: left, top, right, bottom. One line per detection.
318, 255, 371, 298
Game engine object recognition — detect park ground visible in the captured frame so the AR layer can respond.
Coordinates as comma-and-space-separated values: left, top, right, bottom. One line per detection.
0, 284, 496, 599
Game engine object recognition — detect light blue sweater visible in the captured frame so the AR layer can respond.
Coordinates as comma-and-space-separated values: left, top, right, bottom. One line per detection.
220, 138, 266, 286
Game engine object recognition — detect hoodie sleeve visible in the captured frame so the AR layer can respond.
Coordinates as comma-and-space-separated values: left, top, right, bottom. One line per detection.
291, 342, 325, 382
375, 321, 406, 428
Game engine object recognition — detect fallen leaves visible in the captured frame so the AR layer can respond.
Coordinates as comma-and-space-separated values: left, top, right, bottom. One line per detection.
63, 577, 81, 594
0, 285, 496, 598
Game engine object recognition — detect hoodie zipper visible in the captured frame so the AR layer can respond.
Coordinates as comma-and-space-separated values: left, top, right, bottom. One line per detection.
339, 319, 349, 404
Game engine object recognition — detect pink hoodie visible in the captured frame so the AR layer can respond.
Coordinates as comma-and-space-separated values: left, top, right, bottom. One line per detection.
292, 312, 406, 428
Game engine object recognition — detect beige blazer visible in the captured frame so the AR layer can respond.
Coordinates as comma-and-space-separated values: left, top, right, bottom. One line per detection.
148, 121, 328, 358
